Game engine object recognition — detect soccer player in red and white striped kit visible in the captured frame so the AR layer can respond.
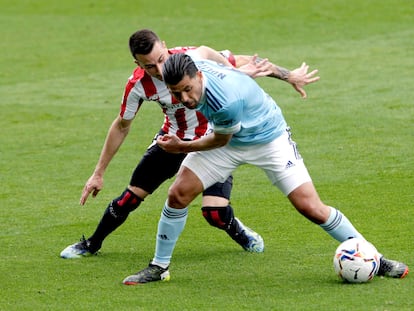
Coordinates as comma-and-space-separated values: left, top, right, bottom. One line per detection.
60, 29, 319, 259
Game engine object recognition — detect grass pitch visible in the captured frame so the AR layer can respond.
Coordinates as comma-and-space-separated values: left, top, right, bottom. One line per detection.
0, 0, 413, 310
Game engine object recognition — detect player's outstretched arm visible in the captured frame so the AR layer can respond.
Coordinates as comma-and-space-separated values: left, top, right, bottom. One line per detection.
191, 47, 319, 98
192, 45, 234, 67
192, 46, 272, 78
80, 116, 132, 205
234, 55, 320, 98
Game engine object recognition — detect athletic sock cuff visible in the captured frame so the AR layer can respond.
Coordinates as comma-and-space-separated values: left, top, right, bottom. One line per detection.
162, 204, 188, 221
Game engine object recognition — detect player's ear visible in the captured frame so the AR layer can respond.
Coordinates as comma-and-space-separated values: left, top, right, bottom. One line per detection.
196, 70, 203, 81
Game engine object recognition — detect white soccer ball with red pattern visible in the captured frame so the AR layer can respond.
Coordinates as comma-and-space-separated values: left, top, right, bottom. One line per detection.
333, 238, 380, 283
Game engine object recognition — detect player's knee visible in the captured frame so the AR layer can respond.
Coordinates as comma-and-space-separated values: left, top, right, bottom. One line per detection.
168, 184, 196, 208
201, 205, 234, 230
110, 188, 143, 218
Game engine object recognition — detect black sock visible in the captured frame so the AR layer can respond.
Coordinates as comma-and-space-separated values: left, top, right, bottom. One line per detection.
88, 190, 142, 251
87, 205, 128, 251
226, 218, 249, 246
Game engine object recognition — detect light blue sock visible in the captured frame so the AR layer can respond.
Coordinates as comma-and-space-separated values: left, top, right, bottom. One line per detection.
152, 203, 188, 267
320, 206, 365, 242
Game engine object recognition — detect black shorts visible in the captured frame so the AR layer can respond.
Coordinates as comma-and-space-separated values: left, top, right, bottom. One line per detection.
129, 134, 232, 200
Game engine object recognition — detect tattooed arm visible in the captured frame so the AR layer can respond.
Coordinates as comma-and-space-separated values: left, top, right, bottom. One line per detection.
234, 55, 320, 98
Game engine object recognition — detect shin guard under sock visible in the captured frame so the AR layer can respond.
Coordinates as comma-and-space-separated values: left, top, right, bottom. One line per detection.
153, 203, 188, 266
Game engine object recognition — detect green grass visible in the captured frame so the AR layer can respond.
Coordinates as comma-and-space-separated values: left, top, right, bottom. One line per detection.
1, 0, 413, 310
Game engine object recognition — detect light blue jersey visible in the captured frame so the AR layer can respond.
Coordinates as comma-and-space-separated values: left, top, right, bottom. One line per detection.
195, 60, 287, 146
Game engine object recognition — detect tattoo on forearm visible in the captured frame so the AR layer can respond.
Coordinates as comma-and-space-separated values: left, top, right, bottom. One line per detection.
270, 66, 290, 81
254, 57, 290, 81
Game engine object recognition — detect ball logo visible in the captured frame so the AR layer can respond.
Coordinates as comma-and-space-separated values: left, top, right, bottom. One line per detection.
333, 238, 380, 283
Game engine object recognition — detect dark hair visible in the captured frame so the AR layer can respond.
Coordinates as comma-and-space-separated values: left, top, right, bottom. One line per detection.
162, 54, 198, 85
129, 29, 160, 58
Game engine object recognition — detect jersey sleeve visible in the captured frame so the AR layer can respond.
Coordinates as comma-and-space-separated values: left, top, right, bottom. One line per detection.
219, 50, 236, 67
119, 70, 145, 120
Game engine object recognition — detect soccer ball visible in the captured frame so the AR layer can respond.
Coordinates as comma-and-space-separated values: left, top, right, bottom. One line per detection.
333, 238, 380, 283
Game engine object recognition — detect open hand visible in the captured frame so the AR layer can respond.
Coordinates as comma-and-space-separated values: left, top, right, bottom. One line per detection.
288, 62, 320, 98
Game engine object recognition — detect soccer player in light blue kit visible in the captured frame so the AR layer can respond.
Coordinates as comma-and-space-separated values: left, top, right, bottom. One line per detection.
123, 53, 409, 284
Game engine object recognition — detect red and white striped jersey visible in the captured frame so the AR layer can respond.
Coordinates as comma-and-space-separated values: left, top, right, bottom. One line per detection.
119, 47, 235, 140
